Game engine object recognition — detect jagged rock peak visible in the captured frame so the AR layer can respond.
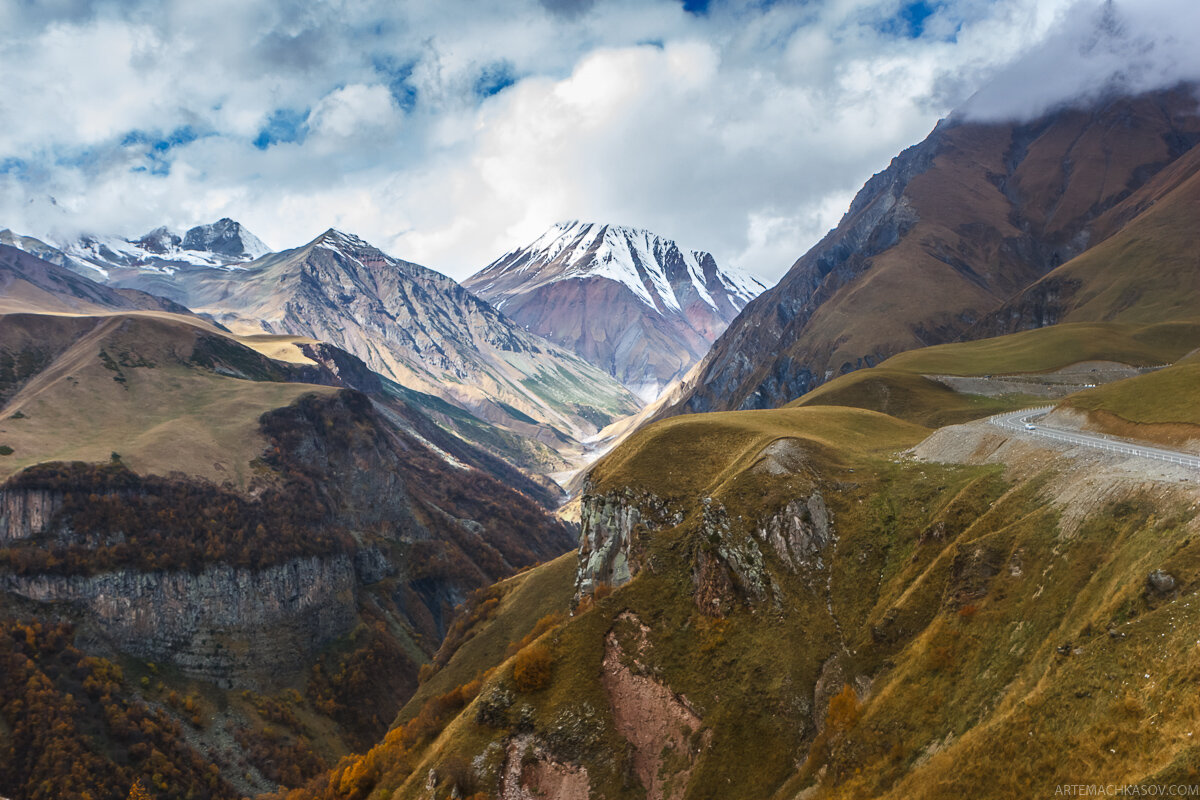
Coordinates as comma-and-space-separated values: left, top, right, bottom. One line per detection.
312, 228, 374, 252
179, 218, 271, 259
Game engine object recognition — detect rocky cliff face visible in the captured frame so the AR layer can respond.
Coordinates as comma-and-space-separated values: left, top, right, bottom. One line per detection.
756, 492, 832, 573
1, 555, 357, 687
576, 485, 835, 616
576, 489, 679, 596
665, 86, 1200, 416
1, 389, 574, 686
0, 488, 62, 543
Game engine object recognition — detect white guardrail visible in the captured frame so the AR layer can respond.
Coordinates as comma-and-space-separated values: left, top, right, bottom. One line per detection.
987, 407, 1200, 470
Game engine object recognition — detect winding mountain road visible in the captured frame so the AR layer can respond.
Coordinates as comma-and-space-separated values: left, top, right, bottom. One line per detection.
989, 408, 1200, 470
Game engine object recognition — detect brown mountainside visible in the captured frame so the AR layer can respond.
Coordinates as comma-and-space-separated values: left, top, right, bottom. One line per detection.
665, 86, 1200, 416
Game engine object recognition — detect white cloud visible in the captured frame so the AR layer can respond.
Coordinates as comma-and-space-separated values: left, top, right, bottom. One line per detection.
308, 84, 403, 142
962, 0, 1200, 121
0, 0, 1194, 284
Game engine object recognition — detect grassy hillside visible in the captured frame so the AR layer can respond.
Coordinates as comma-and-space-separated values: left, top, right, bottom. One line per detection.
1061, 354, 1200, 448
786, 369, 1025, 427
589, 405, 929, 500
394, 553, 578, 727
266, 371, 1200, 800
880, 320, 1200, 376
0, 312, 336, 486
785, 320, 1200, 428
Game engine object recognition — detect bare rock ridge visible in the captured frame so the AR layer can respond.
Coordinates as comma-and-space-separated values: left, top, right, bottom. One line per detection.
465, 221, 764, 402
665, 85, 1200, 417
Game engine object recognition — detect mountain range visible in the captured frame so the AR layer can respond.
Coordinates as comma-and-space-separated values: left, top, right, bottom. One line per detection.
2, 218, 269, 278
0, 224, 644, 476
465, 221, 764, 401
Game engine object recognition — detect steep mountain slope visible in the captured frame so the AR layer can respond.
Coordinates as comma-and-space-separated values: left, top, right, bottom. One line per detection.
978, 138, 1200, 333
465, 221, 765, 401
665, 86, 1200, 416
275, 352, 1200, 800
0, 306, 575, 797
106, 228, 640, 458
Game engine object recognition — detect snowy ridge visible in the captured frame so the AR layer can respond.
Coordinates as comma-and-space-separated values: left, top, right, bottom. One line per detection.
63, 218, 271, 275
709, 257, 765, 305
478, 220, 765, 315
313, 229, 373, 252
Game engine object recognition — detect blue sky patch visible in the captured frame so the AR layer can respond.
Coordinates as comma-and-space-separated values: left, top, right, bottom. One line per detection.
253, 108, 310, 150
372, 55, 419, 112
475, 62, 517, 99
880, 1, 941, 39
122, 125, 201, 152
0, 157, 29, 178
116, 126, 207, 175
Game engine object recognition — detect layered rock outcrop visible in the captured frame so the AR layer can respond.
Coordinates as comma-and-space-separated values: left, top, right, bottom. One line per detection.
1, 555, 356, 687
756, 492, 832, 572
0, 488, 62, 543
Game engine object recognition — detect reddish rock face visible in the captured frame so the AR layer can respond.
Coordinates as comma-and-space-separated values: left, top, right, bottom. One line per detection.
465, 222, 765, 402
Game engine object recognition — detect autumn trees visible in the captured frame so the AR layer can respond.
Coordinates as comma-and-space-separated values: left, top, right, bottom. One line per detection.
0, 620, 236, 800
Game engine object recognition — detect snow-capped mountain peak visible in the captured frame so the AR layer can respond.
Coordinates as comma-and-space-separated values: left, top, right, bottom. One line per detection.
61, 218, 272, 277
479, 220, 764, 317
181, 218, 271, 260
464, 221, 767, 402
313, 228, 374, 253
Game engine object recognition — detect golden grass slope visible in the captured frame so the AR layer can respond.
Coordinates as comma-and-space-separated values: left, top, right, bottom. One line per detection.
0, 312, 335, 486
588, 405, 929, 500
880, 320, 1200, 376
1061, 355, 1200, 450
783, 320, 1200, 428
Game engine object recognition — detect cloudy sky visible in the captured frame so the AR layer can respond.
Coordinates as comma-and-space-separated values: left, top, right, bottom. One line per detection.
0, 0, 1197, 282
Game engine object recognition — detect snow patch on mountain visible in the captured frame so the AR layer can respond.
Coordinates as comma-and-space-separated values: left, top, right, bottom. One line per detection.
64, 218, 271, 275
